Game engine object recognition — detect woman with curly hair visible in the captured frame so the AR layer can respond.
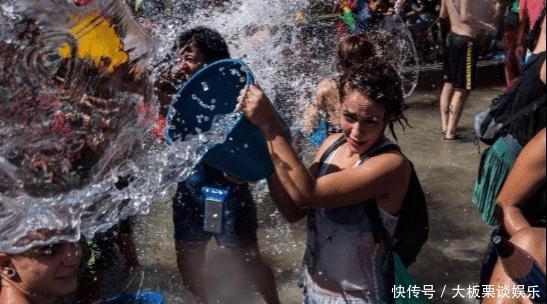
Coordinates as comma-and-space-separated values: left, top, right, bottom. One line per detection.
238, 57, 412, 303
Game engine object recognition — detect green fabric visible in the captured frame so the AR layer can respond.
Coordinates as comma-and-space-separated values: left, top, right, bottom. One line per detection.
339, 11, 356, 31
382, 252, 429, 304
472, 137, 520, 226
510, 0, 519, 13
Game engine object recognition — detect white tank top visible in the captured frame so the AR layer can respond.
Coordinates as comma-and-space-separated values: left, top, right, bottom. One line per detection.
305, 138, 400, 302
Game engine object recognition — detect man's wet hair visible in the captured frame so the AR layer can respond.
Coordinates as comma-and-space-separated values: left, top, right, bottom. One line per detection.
339, 57, 409, 139
336, 34, 377, 72
175, 27, 230, 63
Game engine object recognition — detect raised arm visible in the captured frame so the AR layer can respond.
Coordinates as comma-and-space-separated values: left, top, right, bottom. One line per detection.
302, 79, 338, 133
495, 128, 546, 236
265, 134, 340, 222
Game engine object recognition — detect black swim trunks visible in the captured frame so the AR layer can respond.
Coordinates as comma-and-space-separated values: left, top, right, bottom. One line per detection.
443, 32, 479, 90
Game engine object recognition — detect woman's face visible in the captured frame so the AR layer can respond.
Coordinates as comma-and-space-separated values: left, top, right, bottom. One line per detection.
339, 88, 387, 155
177, 43, 206, 81
6, 241, 81, 298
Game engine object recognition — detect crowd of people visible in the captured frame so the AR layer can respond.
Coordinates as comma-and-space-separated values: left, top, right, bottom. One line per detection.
0, 0, 545, 303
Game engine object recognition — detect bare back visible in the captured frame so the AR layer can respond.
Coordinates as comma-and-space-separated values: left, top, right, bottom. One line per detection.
442, 0, 497, 37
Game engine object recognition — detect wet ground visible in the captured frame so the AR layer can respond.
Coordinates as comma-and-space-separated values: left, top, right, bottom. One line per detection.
87, 85, 506, 304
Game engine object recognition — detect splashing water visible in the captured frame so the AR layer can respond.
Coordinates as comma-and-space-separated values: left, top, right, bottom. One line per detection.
0, 0, 420, 256
0, 0, 241, 253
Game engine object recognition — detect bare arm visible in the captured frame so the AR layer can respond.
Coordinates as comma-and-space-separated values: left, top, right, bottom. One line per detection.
495, 129, 546, 236
267, 173, 307, 222
301, 103, 320, 134
456, 0, 497, 31
440, 0, 447, 19
302, 79, 337, 132
541, 60, 546, 84
265, 135, 341, 222
483, 227, 546, 304
459, 0, 471, 21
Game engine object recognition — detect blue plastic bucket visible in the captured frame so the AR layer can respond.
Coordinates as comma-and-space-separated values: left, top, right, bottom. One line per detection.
102, 291, 165, 304
165, 59, 274, 181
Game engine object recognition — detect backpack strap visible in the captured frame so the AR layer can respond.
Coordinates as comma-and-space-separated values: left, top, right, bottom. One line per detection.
319, 136, 401, 167
360, 142, 403, 245
499, 92, 544, 132
317, 136, 402, 245
364, 202, 392, 247
365, 202, 397, 304
501, 52, 546, 120
359, 141, 401, 164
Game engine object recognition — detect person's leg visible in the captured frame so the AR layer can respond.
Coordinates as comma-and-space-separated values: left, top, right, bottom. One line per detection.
445, 89, 470, 139
117, 232, 139, 268
216, 184, 280, 304
224, 242, 280, 304
116, 218, 139, 268
440, 31, 455, 134
439, 82, 453, 134
171, 171, 211, 303
445, 32, 476, 139
175, 240, 209, 303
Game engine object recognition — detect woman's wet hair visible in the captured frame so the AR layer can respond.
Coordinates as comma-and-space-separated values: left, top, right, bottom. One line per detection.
175, 27, 230, 63
336, 34, 377, 72
339, 57, 409, 139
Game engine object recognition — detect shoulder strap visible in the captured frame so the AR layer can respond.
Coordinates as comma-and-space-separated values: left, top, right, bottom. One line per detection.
318, 135, 346, 167
359, 141, 401, 163
501, 92, 545, 126
319, 136, 402, 167
364, 202, 393, 247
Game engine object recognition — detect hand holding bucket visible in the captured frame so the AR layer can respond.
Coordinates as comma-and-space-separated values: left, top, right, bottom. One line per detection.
165, 59, 277, 181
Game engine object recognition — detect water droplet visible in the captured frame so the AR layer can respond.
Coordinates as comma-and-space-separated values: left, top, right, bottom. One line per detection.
201, 82, 209, 91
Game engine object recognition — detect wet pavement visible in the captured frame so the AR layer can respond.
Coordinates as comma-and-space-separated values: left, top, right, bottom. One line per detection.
90, 85, 506, 304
